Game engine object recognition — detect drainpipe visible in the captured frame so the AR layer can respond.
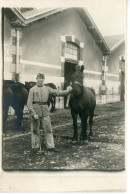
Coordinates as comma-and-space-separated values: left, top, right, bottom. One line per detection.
101, 56, 108, 103
15, 28, 20, 82
119, 56, 125, 101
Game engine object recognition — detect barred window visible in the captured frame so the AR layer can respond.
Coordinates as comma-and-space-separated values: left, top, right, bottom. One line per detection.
12, 37, 22, 46
12, 55, 16, 64
12, 55, 20, 64
12, 37, 16, 46
65, 42, 79, 60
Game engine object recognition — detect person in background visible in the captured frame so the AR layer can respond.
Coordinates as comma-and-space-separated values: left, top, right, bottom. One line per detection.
64, 79, 70, 109
27, 73, 72, 152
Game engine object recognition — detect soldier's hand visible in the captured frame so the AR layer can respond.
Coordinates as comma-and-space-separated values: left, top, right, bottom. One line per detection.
33, 114, 39, 120
67, 86, 73, 92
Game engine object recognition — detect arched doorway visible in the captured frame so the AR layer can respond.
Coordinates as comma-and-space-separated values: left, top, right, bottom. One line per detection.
64, 41, 80, 86
60, 35, 84, 108
61, 35, 84, 89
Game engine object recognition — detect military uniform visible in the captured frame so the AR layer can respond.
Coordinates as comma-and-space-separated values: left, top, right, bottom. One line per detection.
27, 83, 71, 150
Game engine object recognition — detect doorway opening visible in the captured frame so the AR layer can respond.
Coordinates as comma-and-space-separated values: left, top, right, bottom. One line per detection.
64, 62, 77, 88
64, 61, 76, 108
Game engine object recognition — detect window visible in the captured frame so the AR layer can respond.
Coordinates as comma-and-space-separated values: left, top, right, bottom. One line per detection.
12, 37, 16, 46
12, 55, 20, 64
12, 55, 16, 64
65, 42, 79, 60
12, 37, 22, 46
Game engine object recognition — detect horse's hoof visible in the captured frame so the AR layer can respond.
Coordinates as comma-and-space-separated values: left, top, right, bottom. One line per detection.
89, 133, 93, 140
83, 140, 89, 144
89, 136, 94, 141
89, 133, 93, 137
71, 136, 78, 141
80, 136, 83, 141
72, 140, 77, 143
64, 107, 69, 109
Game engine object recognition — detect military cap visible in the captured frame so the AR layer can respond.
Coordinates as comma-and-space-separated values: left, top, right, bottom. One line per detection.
36, 73, 45, 79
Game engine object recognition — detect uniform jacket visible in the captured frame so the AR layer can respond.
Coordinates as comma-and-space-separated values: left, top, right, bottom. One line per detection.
27, 84, 70, 117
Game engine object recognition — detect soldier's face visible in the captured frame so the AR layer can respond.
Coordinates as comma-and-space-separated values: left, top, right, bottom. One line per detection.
37, 77, 44, 85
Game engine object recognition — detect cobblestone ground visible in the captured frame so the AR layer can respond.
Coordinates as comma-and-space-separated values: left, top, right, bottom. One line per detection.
2, 102, 125, 170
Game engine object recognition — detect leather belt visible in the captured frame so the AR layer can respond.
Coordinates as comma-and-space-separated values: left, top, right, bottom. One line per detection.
33, 101, 47, 105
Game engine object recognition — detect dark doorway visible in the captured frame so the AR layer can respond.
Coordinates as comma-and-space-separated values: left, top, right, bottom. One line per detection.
64, 62, 76, 87
64, 62, 76, 108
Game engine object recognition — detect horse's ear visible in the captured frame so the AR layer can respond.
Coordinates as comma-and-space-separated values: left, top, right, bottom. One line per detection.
81, 65, 84, 72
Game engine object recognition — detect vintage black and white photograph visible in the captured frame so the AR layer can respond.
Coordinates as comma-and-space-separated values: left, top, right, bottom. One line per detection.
1, 0, 126, 178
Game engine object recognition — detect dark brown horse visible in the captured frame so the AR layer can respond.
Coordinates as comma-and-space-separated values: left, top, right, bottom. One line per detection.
69, 65, 96, 143
3, 80, 57, 133
25, 81, 57, 112
3, 80, 28, 132
3, 84, 13, 129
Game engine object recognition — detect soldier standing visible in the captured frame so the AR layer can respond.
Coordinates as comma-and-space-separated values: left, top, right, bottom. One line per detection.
27, 73, 72, 152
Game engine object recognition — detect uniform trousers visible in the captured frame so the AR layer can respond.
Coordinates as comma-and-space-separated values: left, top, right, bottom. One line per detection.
30, 115, 54, 149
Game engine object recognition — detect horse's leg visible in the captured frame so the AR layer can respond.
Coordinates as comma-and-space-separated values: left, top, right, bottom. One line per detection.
3, 106, 9, 124
47, 99, 50, 107
89, 110, 94, 139
79, 112, 88, 143
3, 105, 9, 133
51, 97, 55, 112
71, 109, 78, 141
64, 96, 67, 108
53, 96, 56, 112
50, 97, 54, 112
80, 123, 84, 140
15, 105, 24, 130
50, 96, 56, 112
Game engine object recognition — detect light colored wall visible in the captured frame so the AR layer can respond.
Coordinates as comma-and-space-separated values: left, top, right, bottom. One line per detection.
3, 9, 122, 102
107, 42, 125, 75
22, 9, 103, 70
4, 14, 12, 79
106, 42, 125, 94
21, 9, 103, 90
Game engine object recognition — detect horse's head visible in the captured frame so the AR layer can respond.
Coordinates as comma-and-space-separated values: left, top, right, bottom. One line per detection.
25, 81, 36, 91
71, 65, 84, 97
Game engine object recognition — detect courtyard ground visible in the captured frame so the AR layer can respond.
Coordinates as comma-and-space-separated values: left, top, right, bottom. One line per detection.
2, 101, 125, 171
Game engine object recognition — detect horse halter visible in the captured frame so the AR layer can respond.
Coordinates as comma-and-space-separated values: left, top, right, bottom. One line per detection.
73, 81, 83, 87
